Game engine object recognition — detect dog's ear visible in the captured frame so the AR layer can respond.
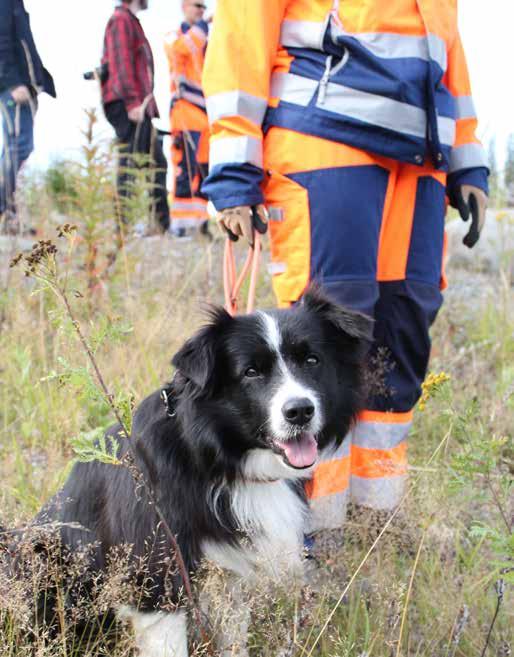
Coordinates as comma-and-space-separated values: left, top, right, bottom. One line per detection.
302, 283, 374, 343
172, 306, 232, 392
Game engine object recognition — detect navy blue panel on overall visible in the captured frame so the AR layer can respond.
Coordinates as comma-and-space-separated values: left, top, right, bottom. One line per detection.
289, 165, 389, 285
406, 176, 446, 285
322, 280, 380, 317
369, 280, 443, 412
175, 130, 201, 198
288, 166, 445, 413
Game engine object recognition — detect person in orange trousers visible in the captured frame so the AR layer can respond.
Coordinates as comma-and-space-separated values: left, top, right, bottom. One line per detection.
202, 1, 488, 530
164, 1, 210, 235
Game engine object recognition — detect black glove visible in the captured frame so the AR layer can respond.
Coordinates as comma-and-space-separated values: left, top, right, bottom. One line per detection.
455, 185, 488, 249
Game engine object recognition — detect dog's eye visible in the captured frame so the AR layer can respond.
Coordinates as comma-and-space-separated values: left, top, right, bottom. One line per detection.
305, 354, 319, 366
244, 367, 260, 378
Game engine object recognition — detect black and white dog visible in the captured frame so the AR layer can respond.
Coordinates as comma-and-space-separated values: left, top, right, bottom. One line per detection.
11, 286, 372, 655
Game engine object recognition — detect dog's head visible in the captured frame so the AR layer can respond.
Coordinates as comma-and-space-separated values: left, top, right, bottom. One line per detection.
172, 285, 372, 481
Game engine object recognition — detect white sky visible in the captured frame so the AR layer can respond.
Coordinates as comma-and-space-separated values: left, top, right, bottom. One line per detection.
9, 0, 514, 171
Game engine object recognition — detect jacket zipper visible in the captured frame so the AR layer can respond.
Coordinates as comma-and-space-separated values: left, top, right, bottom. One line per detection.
317, 55, 333, 105
318, 0, 345, 105
317, 46, 349, 106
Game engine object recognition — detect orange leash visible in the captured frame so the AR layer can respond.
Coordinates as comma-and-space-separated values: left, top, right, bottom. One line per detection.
223, 233, 262, 316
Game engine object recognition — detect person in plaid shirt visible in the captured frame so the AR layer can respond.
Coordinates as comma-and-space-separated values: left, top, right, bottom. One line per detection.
101, 0, 170, 235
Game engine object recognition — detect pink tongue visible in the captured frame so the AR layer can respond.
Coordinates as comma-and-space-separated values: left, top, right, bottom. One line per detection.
277, 433, 318, 468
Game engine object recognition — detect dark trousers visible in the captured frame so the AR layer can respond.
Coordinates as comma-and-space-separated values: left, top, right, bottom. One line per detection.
104, 101, 170, 231
174, 130, 207, 199
0, 90, 35, 217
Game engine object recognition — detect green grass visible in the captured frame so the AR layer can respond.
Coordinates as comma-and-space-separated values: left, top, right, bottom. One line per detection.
0, 134, 512, 655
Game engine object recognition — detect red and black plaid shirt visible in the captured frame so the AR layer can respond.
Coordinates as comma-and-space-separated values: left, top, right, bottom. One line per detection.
101, 6, 158, 117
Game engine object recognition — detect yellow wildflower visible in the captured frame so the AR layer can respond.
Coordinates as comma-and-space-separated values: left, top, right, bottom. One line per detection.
418, 371, 451, 411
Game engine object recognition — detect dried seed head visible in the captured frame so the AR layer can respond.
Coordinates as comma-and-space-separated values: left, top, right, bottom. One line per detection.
57, 223, 78, 238
9, 253, 23, 268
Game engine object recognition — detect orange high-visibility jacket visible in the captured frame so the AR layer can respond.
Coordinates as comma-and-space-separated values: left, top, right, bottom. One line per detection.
165, 21, 209, 133
202, 0, 488, 211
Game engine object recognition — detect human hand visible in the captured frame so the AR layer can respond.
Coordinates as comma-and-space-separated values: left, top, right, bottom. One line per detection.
10, 85, 31, 104
128, 105, 145, 123
215, 205, 269, 247
456, 184, 488, 248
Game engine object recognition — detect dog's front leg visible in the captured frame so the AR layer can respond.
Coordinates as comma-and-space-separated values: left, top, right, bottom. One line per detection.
219, 577, 251, 657
119, 607, 188, 657
201, 574, 250, 657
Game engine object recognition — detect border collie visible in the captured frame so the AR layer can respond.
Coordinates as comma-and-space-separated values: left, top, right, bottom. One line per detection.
5, 286, 372, 656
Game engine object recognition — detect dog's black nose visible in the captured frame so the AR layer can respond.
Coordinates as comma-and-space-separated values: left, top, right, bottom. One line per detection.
282, 398, 315, 426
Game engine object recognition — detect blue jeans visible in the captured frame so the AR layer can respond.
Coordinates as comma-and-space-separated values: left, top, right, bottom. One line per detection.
0, 89, 35, 215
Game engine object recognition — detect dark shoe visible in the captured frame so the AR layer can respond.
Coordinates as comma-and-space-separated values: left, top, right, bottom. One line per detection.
199, 220, 213, 241
170, 227, 187, 238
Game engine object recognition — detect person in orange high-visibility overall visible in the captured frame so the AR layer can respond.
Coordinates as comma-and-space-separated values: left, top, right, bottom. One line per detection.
202, 1, 489, 531
164, 1, 210, 234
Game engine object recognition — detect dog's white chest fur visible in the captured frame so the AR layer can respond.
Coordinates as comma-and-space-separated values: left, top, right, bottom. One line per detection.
203, 474, 306, 580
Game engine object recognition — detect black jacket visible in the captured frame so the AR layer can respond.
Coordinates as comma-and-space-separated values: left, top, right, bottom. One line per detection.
0, 0, 55, 96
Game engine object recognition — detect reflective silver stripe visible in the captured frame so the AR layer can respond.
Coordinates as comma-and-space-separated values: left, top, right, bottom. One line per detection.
172, 201, 207, 212
438, 115, 456, 147
309, 489, 349, 532
319, 437, 351, 461
270, 71, 318, 104
267, 262, 287, 275
319, 80, 455, 145
181, 90, 206, 108
350, 474, 406, 510
426, 33, 447, 72
455, 95, 476, 120
206, 90, 268, 125
177, 74, 203, 92
209, 136, 263, 169
172, 217, 206, 229
280, 19, 327, 50
271, 72, 455, 145
449, 143, 488, 172
281, 19, 447, 71
268, 206, 284, 222
308, 435, 351, 531
331, 27, 447, 72
353, 420, 411, 450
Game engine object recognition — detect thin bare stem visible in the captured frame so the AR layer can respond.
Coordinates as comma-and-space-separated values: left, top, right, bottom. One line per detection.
485, 473, 512, 534
480, 579, 505, 657
395, 528, 427, 657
